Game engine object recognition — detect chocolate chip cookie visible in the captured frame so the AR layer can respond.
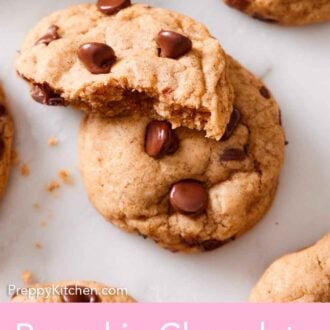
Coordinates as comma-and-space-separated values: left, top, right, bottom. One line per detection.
250, 233, 330, 302
16, 3, 233, 140
224, 0, 330, 25
0, 86, 13, 198
11, 280, 135, 303
79, 56, 285, 253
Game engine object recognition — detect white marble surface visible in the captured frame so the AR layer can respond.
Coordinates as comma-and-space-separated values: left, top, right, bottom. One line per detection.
0, 0, 329, 302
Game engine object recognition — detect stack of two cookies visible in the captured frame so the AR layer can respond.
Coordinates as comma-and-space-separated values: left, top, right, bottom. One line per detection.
16, 1, 285, 254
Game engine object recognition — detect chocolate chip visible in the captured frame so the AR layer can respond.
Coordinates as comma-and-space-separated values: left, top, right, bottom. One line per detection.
260, 86, 271, 99
278, 109, 282, 126
31, 83, 64, 106
0, 105, 6, 116
169, 180, 208, 217
225, 0, 250, 10
35, 25, 60, 46
220, 148, 246, 161
62, 286, 100, 303
96, 0, 131, 15
78, 43, 116, 74
145, 120, 179, 158
221, 108, 241, 141
252, 14, 279, 23
155, 31, 192, 59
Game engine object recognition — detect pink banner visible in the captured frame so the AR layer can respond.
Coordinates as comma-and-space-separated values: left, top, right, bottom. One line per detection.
1, 304, 329, 330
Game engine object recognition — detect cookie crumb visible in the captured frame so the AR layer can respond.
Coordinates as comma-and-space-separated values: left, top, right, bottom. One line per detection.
40, 221, 48, 228
20, 163, 30, 177
34, 243, 43, 250
48, 137, 58, 146
21, 271, 34, 285
46, 180, 60, 193
32, 203, 40, 210
58, 170, 74, 185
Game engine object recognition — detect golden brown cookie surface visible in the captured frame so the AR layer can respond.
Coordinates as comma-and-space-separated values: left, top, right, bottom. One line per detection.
224, 0, 330, 25
250, 234, 330, 302
16, 3, 234, 140
79, 57, 285, 253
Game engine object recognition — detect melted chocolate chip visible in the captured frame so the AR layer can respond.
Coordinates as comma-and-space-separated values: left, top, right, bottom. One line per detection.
278, 109, 282, 126
252, 14, 279, 23
62, 286, 100, 303
145, 120, 179, 158
155, 31, 192, 59
225, 0, 250, 10
220, 148, 246, 161
169, 180, 208, 217
78, 43, 116, 74
97, 0, 131, 15
35, 25, 60, 45
31, 83, 64, 106
259, 86, 271, 99
0, 104, 6, 116
221, 108, 241, 141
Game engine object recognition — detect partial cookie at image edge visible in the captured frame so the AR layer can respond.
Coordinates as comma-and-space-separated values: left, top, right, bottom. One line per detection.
224, 0, 330, 26
0, 86, 14, 198
249, 233, 330, 302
